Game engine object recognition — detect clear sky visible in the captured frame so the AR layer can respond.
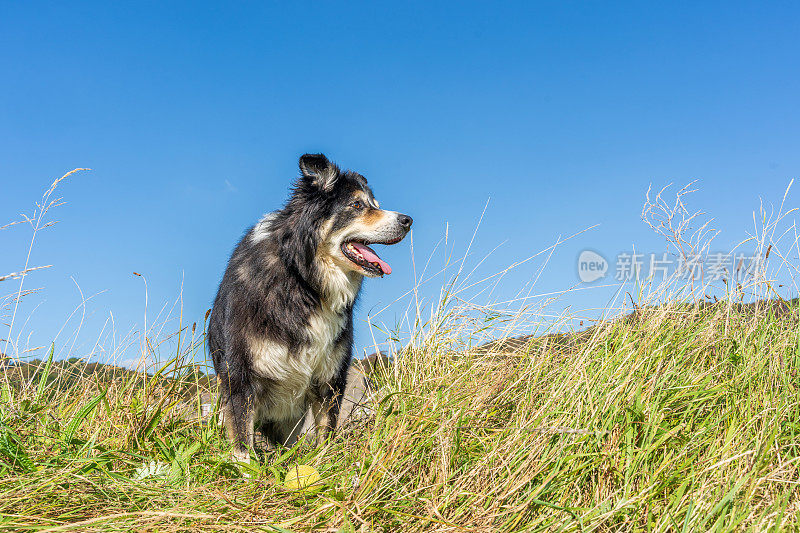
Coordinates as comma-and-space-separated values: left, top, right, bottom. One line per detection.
2, 2, 800, 366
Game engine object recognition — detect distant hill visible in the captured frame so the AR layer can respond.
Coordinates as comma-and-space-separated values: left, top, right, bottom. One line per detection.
474, 297, 800, 355
0, 356, 215, 400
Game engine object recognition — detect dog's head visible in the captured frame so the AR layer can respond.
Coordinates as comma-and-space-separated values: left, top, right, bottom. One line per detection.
295, 153, 412, 278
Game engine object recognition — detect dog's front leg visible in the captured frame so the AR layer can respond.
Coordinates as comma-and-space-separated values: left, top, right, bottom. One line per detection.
309, 392, 338, 446
308, 350, 351, 445
309, 375, 347, 446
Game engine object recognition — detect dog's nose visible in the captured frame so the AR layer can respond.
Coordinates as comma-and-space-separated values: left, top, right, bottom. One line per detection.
398, 213, 413, 230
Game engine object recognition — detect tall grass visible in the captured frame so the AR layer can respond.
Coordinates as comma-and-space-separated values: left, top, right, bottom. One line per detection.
1, 174, 799, 531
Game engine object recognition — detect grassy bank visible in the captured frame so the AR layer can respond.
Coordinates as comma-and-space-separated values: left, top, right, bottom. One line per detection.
1, 296, 799, 531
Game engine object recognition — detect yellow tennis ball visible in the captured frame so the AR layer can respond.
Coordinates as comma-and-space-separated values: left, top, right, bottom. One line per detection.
283, 464, 321, 491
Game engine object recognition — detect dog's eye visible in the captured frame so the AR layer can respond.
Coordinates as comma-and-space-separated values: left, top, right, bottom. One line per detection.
350, 200, 364, 210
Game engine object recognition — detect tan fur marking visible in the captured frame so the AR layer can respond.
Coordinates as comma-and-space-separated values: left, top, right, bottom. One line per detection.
360, 208, 391, 227
318, 218, 335, 240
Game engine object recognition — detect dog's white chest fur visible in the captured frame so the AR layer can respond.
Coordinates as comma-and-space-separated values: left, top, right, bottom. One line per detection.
245, 212, 363, 422
249, 296, 356, 422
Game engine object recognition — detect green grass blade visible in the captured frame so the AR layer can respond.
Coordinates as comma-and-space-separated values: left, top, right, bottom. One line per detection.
62, 388, 107, 444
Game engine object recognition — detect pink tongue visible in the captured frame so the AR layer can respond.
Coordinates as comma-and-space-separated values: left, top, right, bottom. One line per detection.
351, 243, 392, 275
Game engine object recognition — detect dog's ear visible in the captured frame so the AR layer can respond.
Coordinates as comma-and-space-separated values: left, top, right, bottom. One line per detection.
299, 153, 339, 192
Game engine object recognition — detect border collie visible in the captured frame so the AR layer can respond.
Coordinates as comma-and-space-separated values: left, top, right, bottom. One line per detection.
208, 154, 412, 461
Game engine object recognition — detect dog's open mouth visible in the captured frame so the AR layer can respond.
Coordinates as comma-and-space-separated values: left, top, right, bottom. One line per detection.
341, 238, 402, 276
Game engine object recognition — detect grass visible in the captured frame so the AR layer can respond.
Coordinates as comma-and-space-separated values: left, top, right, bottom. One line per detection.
2, 172, 799, 531
1, 295, 799, 531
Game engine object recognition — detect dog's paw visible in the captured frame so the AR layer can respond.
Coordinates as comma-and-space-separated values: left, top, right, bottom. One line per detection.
231, 451, 254, 478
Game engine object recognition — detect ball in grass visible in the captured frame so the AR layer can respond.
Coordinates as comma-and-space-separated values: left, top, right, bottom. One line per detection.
283, 464, 321, 491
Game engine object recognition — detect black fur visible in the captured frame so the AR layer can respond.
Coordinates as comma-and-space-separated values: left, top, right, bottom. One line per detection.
208, 154, 411, 459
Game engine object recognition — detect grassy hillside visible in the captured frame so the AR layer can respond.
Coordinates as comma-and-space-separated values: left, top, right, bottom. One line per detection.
1, 297, 799, 531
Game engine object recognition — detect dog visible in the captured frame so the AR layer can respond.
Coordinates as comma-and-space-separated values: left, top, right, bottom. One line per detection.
208, 154, 412, 461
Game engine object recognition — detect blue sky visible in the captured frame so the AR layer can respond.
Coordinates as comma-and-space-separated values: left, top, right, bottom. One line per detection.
2, 2, 799, 365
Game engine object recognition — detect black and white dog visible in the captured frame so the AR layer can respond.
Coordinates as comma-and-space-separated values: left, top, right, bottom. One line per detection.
208, 154, 412, 461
